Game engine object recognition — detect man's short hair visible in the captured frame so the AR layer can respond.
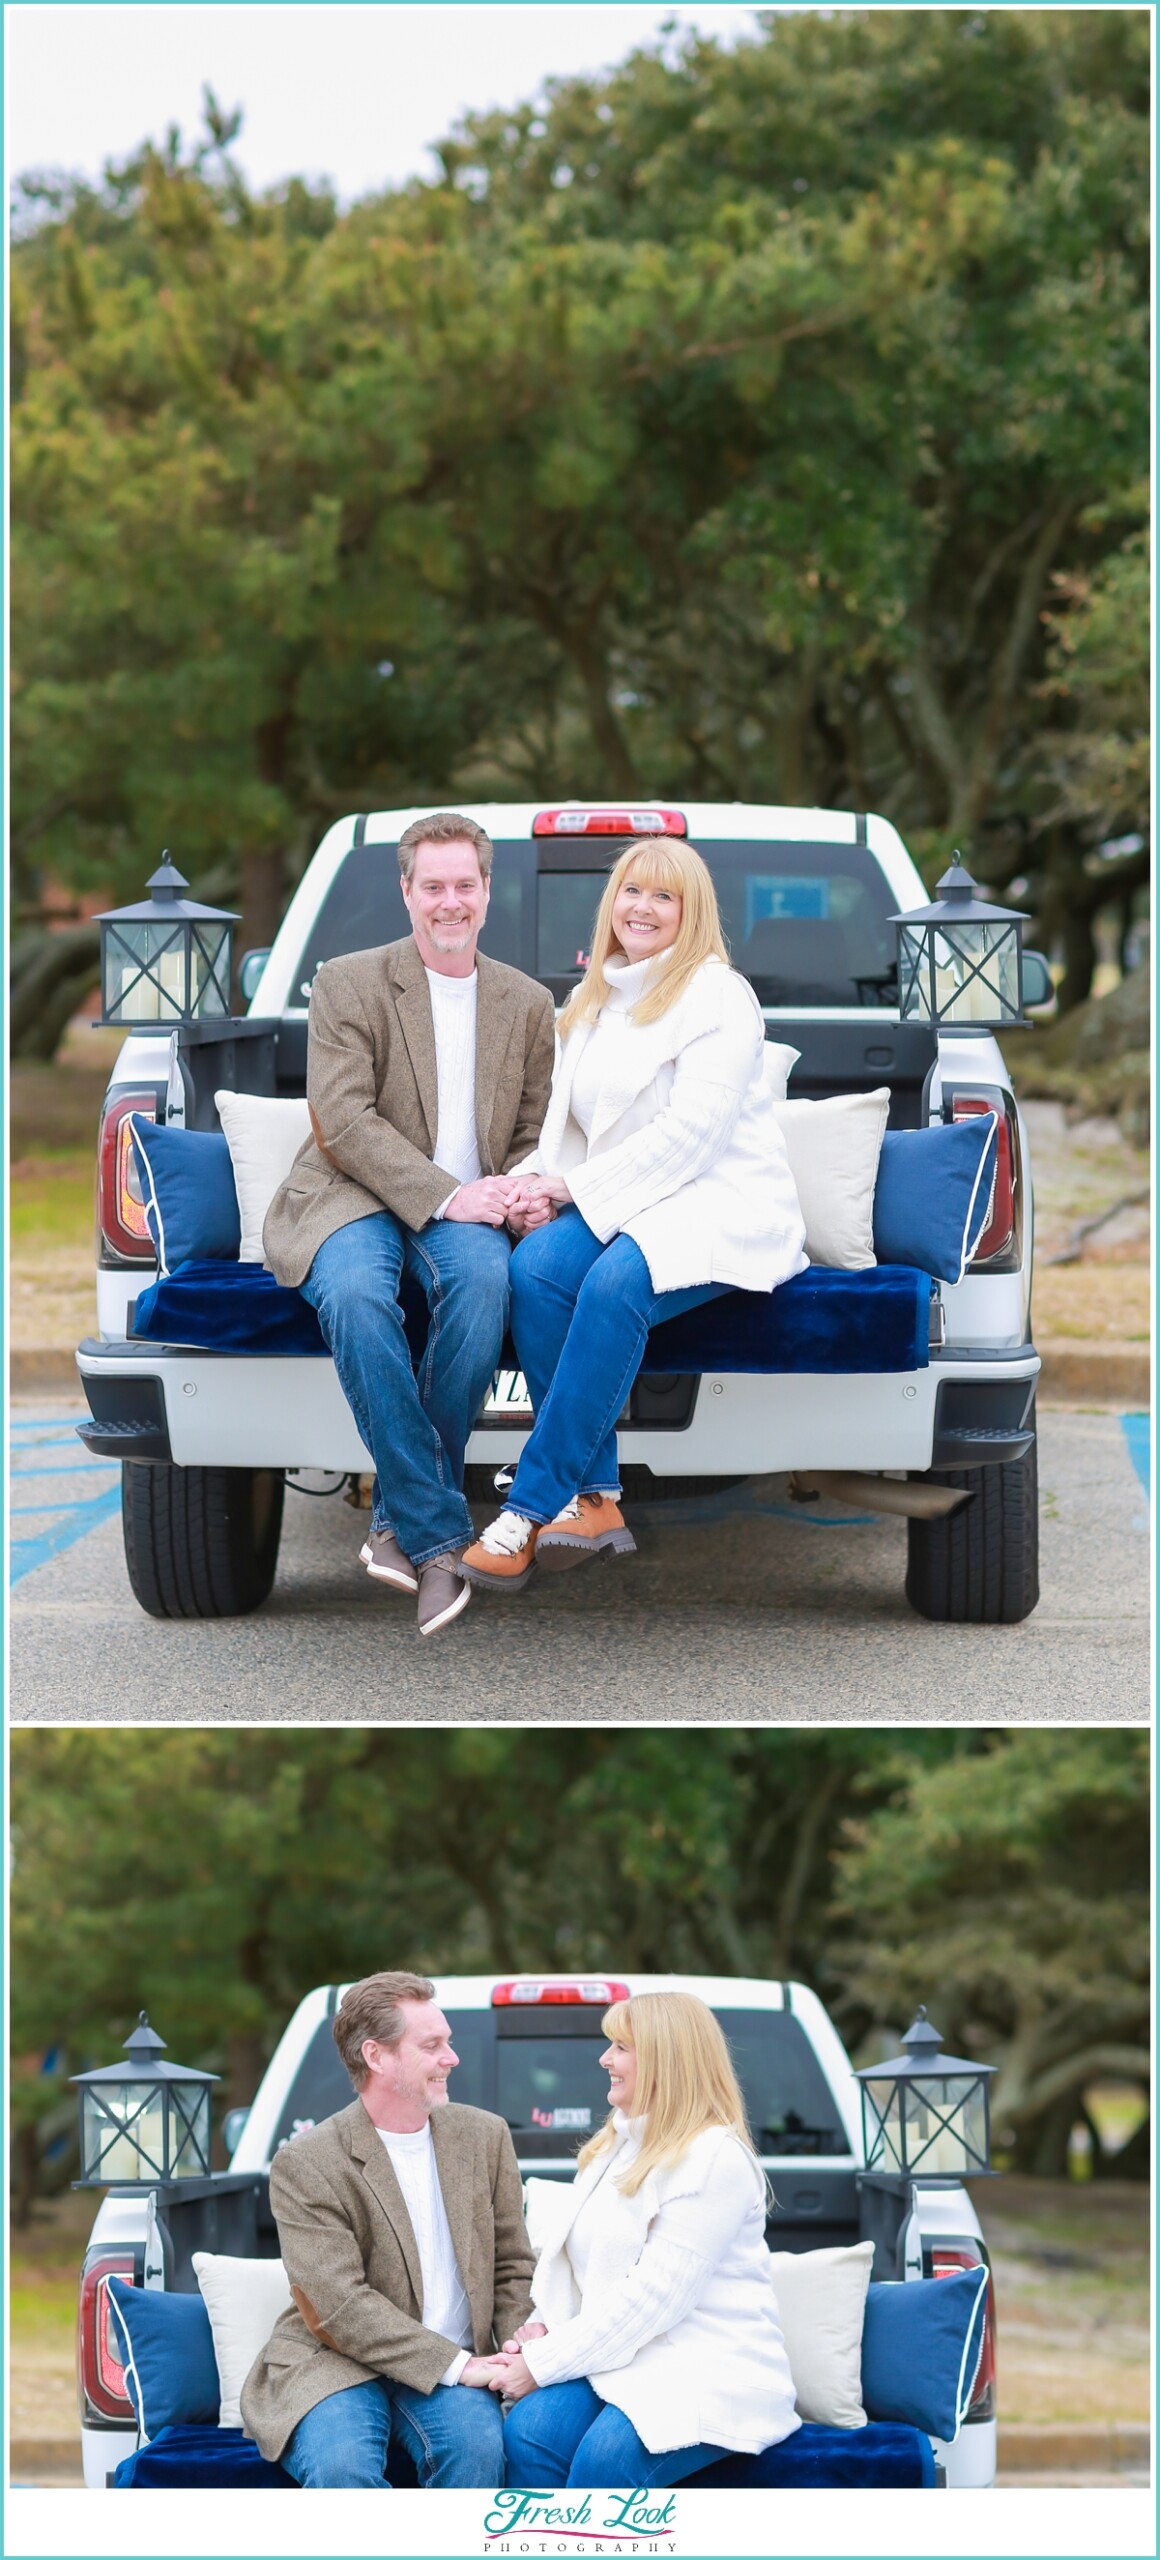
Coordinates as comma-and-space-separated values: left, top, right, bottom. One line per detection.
396, 811, 493, 884
332, 1971, 437, 2088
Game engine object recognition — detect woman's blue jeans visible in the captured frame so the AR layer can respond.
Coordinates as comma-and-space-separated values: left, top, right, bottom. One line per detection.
507, 1210, 728, 1524
504, 2380, 731, 2489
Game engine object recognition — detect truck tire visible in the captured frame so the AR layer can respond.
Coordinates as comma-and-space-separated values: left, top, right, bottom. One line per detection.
905, 1417, 1039, 1624
122, 1463, 285, 1618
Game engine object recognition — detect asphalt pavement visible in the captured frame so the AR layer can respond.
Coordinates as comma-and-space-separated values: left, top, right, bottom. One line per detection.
9, 1401, 1150, 1721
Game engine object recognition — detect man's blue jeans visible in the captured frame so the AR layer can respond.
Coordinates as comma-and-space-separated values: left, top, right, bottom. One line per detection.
301, 1209, 511, 1566
504, 2380, 731, 2489
281, 2374, 506, 2488
507, 1210, 728, 1524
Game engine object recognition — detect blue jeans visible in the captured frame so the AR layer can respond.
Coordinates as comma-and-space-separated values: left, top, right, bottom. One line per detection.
507, 1211, 728, 1523
301, 1210, 511, 1566
504, 2380, 730, 2489
281, 2375, 506, 2488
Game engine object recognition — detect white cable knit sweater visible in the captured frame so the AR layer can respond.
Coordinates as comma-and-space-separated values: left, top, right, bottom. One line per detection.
517, 955, 807, 1295
522, 2113, 800, 2456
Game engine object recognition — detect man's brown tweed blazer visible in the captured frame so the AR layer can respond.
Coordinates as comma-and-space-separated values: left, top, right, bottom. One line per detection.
240, 2098, 536, 2463
262, 936, 556, 1287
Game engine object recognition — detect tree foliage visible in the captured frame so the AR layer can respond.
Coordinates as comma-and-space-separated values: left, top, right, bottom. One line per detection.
9, 1727, 1147, 2199
10, 12, 1149, 1042
831, 1729, 1150, 2173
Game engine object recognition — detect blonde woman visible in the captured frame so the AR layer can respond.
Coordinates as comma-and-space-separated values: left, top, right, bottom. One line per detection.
491, 1992, 800, 2489
458, 839, 806, 1590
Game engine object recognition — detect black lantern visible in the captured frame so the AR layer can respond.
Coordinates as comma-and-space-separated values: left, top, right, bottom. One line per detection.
890, 857, 1027, 1033
855, 2007, 996, 2181
97, 855, 238, 1027
71, 2013, 219, 2187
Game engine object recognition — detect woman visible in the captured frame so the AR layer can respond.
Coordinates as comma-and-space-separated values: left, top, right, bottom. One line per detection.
458, 838, 806, 1590
491, 1991, 800, 2489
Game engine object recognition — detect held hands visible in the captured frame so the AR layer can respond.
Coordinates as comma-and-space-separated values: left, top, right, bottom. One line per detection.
460, 2354, 510, 2388
485, 2347, 539, 2401
505, 1173, 572, 1239
443, 1177, 523, 1228
442, 1172, 571, 1236
460, 2321, 547, 2399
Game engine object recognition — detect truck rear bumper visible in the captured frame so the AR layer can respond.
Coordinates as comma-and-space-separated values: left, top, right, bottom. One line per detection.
75, 1341, 1040, 1477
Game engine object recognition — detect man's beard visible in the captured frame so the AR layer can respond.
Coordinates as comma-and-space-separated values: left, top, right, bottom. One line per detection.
395, 2065, 450, 2114
427, 920, 475, 952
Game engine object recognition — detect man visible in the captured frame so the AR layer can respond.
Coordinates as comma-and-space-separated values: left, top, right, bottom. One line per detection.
263, 813, 556, 1636
240, 1971, 535, 2488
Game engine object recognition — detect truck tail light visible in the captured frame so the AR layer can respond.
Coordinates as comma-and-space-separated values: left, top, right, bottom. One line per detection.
948, 1091, 1019, 1266
491, 1979, 632, 2007
927, 2242, 996, 2422
532, 808, 687, 838
97, 1092, 159, 1264
77, 2253, 138, 2422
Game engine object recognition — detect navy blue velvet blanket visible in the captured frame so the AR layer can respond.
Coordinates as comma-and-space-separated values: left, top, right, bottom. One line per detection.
112, 2417, 934, 2489
131, 1258, 931, 1376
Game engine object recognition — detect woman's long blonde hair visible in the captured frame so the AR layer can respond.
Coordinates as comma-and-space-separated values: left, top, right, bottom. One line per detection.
576, 1991, 760, 2198
555, 838, 729, 1039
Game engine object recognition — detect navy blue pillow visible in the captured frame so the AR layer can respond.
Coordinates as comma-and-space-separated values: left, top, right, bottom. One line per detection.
872, 1116, 998, 1284
861, 2267, 989, 2442
106, 2278, 221, 2438
129, 1117, 241, 1276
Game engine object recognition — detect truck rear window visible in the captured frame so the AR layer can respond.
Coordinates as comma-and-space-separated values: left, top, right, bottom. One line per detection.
294, 835, 896, 1011
269, 2005, 850, 2159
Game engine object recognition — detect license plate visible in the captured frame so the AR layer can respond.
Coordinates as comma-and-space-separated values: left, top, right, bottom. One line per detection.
482, 1368, 533, 1417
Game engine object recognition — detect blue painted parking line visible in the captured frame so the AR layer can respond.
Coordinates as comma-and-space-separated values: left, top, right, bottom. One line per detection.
10, 1415, 120, 1588
1121, 1413, 1150, 1500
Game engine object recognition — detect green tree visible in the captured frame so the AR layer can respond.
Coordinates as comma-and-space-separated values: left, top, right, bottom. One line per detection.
829, 1730, 1150, 2175
11, 14, 1148, 1048
16, 1727, 1141, 2204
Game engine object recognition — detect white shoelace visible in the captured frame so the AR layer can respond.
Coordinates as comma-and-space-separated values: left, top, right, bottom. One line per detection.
478, 1508, 537, 1556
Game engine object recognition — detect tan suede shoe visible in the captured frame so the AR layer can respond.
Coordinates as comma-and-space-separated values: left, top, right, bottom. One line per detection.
534, 1493, 637, 1571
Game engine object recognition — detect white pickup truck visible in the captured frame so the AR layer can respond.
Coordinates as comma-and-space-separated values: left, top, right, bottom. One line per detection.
76, 1971, 998, 2488
76, 802, 1044, 1622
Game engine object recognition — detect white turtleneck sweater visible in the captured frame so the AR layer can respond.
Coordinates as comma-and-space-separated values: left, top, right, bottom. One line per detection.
523, 2109, 783, 2398
517, 950, 809, 1298
566, 954, 662, 1146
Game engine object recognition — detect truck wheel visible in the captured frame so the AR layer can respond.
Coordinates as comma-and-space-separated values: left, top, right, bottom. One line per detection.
905, 1417, 1039, 1624
121, 1463, 285, 1618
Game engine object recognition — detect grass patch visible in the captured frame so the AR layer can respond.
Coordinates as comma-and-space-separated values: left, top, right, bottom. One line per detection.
11, 1167, 94, 1252
974, 2176, 1150, 2426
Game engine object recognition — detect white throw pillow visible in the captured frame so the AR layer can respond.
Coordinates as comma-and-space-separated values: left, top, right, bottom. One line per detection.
767, 2239, 873, 2428
761, 1042, 801, 1101
769, 1089, 889, 1270
214, 1091, 312, 1262
193, 2250, 294, 2429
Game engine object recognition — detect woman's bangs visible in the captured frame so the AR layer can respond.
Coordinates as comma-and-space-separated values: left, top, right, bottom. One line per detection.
615, 842, 685, 897
602, 2000, 633, 2043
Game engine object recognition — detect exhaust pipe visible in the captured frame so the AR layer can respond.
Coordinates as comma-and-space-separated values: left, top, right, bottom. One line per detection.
787, 1471, 972, 1520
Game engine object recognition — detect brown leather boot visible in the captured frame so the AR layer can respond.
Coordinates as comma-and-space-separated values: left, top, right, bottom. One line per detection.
458, 1510, 540, 1593
534, 1494, 637, 1572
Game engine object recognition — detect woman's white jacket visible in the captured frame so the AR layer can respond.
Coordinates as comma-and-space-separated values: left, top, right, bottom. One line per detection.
518, 957, 807, 1295
521, 2120, 800, 2456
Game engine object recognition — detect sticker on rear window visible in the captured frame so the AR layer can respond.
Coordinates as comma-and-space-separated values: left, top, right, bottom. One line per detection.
531, 2106, 592, 2129
745, 877, 831, 931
